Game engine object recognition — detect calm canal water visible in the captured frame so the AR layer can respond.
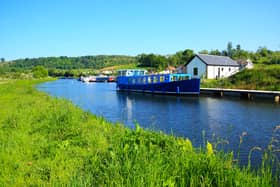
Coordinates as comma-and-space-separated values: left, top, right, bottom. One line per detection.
37, 79, 280, 166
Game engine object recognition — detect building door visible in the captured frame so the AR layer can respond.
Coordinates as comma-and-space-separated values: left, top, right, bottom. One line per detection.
218, 68, 220, 78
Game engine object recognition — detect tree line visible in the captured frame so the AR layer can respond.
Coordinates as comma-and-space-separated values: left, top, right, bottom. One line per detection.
6, 55, 137, 69
137, 42, 280, 70
1, 42, 280, 75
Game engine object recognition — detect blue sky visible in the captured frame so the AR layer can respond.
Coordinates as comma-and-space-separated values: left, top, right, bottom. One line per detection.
1, 0, 280, 60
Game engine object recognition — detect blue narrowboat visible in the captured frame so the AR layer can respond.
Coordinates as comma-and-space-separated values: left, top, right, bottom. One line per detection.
116, 69, 200, 95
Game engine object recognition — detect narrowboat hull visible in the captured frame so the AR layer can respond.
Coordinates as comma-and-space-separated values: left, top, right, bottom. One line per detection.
95, 76, 108, 82
117, 79, 200, 95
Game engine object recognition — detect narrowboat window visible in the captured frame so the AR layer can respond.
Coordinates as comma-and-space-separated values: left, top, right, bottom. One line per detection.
128, 78, 132, 84
132, 78, 136, 84
153, 76, 158, 83
137, 78, 141, 84
193, 67, 198, 76
165, 75, 169, 81
142, 77, 146, 84
148, 76, 152, 84
160, 76, 164, 82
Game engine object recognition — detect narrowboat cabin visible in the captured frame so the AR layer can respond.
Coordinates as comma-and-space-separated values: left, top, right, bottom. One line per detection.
116, 69, 200, 95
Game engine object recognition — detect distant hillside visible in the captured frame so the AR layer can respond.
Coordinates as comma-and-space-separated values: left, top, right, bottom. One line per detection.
201, 64, 280, 91
3, 42, 280, 73
8, 55, 138, 70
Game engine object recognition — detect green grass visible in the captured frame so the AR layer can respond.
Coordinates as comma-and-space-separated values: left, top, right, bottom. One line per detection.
0, 79, 279, 186
201, 64, 280, 91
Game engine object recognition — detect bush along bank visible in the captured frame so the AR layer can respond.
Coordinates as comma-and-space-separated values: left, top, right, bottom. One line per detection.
0, 79, 279, 186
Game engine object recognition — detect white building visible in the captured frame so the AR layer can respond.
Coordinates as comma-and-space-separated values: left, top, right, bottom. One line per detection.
237, 59, 254, 70
185, 54, 240, 79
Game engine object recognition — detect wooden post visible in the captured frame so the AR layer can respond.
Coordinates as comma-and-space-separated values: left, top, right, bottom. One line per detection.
275, 95, 280, 103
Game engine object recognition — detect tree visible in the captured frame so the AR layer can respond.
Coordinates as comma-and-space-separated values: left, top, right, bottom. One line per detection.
199, 50, 209, 54
227, 42, 233, 57
0, 68, 4, 75
168, 55, 180, 66
231, 44, 250, 60
64, 70, 75, 77
32, 66, 48, 78
236, 44, 241, 51
221, 50, 228, 56
173, 51, 184, 64
0, 58, 4, 63
252, 47, 272, 64
257, 47, 271, 57
209, 49, 222, 56
271, 53, 280, 64
181, 49, 194, 63
138, 54, 168, 70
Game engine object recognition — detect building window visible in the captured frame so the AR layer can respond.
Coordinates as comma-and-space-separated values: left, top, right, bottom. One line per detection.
193, 67, 198, 76
229, 68, 231, 72
222, 68, 224, 71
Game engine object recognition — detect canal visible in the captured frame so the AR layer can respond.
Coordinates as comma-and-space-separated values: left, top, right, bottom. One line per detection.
37, 79, 280, 166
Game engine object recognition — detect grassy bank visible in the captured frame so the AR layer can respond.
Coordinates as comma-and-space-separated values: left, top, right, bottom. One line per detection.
201, 64, 280, 91
0, 79, 279, 186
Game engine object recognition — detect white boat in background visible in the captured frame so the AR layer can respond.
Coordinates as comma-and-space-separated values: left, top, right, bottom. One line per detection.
79, 75, 116, 83
80, 76, 96, 82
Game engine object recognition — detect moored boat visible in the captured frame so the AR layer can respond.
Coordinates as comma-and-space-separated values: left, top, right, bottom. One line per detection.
80, 76, 96, 82
116, 69, 200, 95
108, 76, 116, 82
95, 75, 109, 82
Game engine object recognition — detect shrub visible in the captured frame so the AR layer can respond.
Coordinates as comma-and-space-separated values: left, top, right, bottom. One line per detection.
32, 66, 48, 78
